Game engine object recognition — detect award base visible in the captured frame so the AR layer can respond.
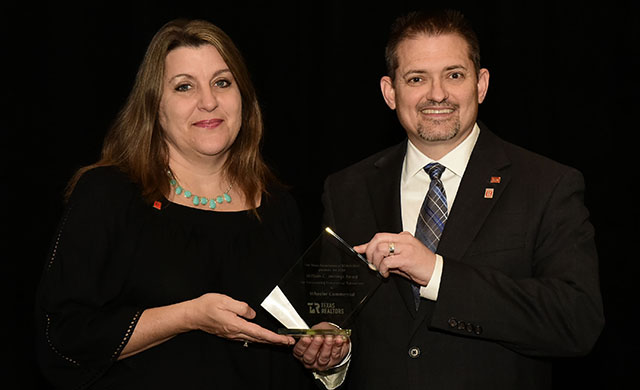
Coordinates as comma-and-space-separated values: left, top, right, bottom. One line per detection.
277, 328, 352, 337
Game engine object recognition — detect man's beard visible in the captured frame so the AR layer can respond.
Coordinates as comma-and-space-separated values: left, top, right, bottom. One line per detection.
415, 100, 460, 141
416, 117, 460, 142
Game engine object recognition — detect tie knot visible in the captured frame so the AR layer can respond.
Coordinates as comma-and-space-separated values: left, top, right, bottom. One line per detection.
424, 163, 445, 180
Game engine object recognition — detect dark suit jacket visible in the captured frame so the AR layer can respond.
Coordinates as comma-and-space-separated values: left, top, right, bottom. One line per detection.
322, 124, 604, 389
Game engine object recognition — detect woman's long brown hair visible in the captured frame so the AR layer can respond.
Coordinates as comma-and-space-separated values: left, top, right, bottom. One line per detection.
66, 19, 275, 211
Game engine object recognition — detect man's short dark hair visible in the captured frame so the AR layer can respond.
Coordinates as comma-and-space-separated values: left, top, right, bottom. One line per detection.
385, 9, 481, 79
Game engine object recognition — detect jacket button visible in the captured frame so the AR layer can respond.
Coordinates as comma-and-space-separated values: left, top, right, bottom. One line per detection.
448, 318, 458, 328
466, 323, 474, 333
474, 325, 483, 335
408, 347, 421, 358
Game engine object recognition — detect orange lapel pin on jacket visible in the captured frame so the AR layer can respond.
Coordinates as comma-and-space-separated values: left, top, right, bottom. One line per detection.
484, 188, 495, 199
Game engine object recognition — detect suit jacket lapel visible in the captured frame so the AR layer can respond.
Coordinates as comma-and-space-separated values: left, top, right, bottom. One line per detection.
366, 142, 405, 233
437, 127, 512, 262
410, 127, 512, 333
364, 141, 419, 317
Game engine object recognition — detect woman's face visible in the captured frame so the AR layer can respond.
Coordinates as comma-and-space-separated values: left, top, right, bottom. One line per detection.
159, 44, 242, 164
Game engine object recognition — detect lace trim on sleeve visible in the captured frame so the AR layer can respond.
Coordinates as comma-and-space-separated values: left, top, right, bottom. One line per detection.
45, 314, 80, 367
47, 206, 71, 270
111, 310, 143, 361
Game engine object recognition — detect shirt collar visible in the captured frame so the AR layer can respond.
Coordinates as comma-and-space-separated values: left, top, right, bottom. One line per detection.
404, 123, 480, 180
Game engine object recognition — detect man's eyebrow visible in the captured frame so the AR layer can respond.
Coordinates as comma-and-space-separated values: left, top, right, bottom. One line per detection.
444, 64, 468, 72
401, 69, 427, 78
401, 64, 469, 78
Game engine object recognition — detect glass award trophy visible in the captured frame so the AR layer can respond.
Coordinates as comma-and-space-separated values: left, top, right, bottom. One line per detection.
261, 227, 382, 337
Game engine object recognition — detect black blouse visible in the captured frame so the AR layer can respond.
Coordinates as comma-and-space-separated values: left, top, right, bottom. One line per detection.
35, 167, 313, 389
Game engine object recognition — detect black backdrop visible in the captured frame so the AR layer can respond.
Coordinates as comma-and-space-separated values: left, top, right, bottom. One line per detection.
3, 0, 638, 387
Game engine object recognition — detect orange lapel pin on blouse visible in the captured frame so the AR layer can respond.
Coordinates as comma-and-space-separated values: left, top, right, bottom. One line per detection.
490, 176, 501, 184
153, 201, 162, 210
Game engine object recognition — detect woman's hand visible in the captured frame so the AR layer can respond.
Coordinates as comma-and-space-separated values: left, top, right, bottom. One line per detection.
292, 322, 350, 371
188, 293, 294, 346
119, 292, 292, 360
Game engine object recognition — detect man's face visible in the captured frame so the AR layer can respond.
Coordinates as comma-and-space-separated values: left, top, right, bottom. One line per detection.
381, 33, 489, 155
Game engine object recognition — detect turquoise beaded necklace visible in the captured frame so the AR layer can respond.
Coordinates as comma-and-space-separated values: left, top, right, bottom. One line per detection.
167, 171, 232, 210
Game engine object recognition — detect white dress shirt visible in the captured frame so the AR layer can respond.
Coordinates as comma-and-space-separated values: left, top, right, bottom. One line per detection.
400, 123, 480, 300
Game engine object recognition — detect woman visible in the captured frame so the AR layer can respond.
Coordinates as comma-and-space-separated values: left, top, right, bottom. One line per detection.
35, 19, 315, 389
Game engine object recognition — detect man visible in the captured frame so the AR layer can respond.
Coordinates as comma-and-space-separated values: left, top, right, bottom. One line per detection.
318, 9, 604, 389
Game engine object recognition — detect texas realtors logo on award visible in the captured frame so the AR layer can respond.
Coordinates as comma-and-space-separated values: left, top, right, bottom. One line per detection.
307, 301, 345, 315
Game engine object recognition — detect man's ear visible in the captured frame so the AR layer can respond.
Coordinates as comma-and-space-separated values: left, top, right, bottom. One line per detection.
477, 68, 490, 104
380, 76, 397, 110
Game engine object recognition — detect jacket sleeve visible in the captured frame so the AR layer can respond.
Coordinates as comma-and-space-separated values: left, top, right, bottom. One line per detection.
431, 168, 604, 357
35, 168, 144, 388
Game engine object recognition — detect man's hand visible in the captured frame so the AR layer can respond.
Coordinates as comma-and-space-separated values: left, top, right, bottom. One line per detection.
292, 322, 350, 371
354, 231, 436, 286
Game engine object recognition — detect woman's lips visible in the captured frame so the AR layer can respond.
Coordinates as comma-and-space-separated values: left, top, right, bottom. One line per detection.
193, 119, 223, 128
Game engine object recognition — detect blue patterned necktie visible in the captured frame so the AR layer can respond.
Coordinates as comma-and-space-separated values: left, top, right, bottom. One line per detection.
413, 163, 448, 310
